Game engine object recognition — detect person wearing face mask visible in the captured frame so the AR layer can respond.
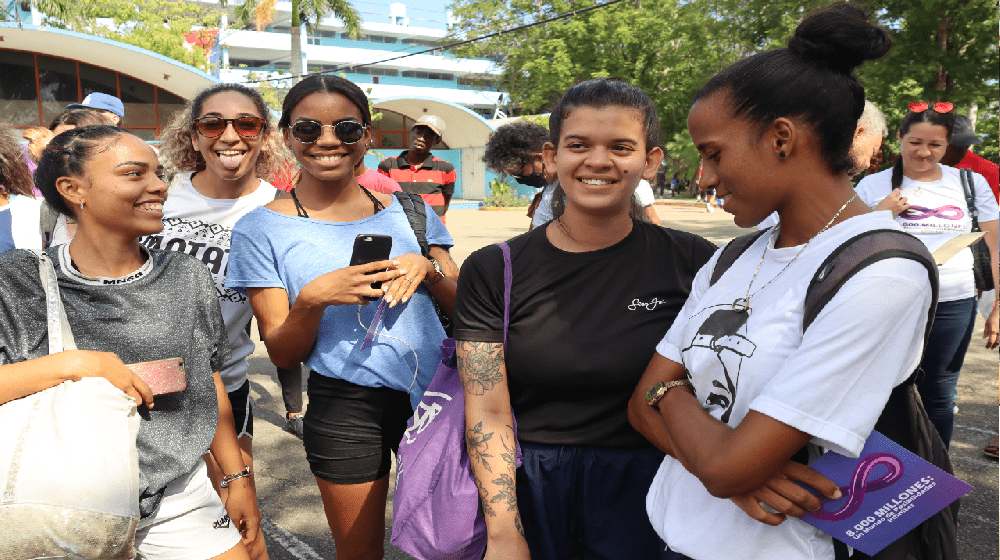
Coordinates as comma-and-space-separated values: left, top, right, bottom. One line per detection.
483, 121, 662, 228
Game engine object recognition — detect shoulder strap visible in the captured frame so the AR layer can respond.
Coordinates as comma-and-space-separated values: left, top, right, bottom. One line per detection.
394, 191, 431, 258
959, 168, 981, 230
498, 242, 513, 353
32, 250, 77, 353
709, 229, 769, 286
39, 201, 60, 249
803, 229, 939, 369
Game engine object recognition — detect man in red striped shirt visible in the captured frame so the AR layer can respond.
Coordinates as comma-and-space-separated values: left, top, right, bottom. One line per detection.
378, 115, 457, 222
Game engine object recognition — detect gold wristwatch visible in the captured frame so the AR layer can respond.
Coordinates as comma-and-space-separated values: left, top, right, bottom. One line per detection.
645, 380, 693, 410
425, 259, 445, 285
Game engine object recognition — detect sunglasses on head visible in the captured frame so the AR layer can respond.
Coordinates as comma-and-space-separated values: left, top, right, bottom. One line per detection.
289, 119, 366, 144
908, 101, 954, 114
193, 116, 266, 139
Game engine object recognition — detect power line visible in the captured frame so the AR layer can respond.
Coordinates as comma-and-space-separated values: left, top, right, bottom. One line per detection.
235, 0, 628, 84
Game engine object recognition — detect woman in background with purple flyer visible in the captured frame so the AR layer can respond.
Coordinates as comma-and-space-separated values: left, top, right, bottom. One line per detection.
0, 125, 260, 559
226, 75, 459, 560
629, 4, 937, 559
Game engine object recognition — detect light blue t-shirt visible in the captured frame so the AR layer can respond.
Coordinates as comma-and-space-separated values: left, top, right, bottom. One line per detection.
226, 199, 453, 408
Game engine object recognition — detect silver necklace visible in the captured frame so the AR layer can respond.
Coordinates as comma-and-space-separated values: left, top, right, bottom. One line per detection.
732, 193, 858, 313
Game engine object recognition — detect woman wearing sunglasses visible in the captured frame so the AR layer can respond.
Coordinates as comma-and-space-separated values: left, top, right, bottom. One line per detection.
227, 75, 459, 560
152, 83, 285, 560
856, 102, 999, 447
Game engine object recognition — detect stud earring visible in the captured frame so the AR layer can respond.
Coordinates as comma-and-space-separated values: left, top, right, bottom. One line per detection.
779, 151, 786, 158
80, 202, 85, 210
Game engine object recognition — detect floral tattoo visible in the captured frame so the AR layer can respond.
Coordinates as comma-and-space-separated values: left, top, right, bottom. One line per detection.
457, 341, 504, 396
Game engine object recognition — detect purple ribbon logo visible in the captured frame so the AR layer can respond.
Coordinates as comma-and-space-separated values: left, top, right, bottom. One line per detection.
900, 205, 964, 221
811, 453, 904, 522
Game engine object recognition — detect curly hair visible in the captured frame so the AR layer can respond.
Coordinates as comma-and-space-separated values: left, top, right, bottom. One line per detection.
35, 125, 126, 217
22, 126, 54, 163
482, 121, 549, 174
0, 124, 34, 197
158, 83, 280, 180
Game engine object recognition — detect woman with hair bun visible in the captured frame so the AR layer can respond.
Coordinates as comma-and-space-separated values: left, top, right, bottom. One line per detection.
856, 104, 999, 448
629, 5, 937, 559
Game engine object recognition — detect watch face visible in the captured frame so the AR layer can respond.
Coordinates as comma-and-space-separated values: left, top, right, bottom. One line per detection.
646, 382, 667, 404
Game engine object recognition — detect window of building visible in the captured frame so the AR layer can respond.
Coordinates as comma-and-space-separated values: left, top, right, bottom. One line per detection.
0, 48, 190, 137
401, 71, 454, 81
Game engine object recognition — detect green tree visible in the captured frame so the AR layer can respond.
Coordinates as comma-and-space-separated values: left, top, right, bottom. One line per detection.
448, 0, 738, 163
234, 0, 362, 83
32, 0, 218, 70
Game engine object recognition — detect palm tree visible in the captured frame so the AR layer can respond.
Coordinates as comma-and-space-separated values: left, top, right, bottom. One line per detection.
234, 0, 362, 84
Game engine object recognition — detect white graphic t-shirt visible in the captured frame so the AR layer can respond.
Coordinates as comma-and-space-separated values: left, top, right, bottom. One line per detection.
141, 172, 278, 392
856, 164, 998, 302
646, 212, 934, 560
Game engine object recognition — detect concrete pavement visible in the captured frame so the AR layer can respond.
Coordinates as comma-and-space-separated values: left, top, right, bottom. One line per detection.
246, 204, 998, 559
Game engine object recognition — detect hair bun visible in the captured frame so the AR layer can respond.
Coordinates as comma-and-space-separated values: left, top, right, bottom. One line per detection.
787, 3, 892, 73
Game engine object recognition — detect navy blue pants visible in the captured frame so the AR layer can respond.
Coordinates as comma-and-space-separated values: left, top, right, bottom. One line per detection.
515, 443, 691, 560
917, 297, 977, 447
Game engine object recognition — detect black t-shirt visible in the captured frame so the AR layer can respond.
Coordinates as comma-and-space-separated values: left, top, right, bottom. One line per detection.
454, 221, 717, 448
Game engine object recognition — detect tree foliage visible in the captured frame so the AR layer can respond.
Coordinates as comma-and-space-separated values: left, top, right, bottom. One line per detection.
448, 0, 999, 170
34, 0, 219, 70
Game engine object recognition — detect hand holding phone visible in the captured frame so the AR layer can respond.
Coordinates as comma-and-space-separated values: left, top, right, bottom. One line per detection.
349, 234, 393, 301
126, 358, 187, 396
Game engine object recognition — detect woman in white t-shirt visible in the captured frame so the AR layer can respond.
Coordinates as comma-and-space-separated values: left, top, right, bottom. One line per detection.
155, 83, 284, 560
855, 104, 999, 448
628, 5, 937, 560
0, 124, 42, 251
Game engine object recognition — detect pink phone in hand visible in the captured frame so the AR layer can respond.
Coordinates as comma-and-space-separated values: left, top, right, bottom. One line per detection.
126, 358, 187, 396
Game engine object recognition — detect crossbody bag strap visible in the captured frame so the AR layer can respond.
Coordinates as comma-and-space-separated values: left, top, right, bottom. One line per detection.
498, 242, 512, 353
710, 229, 769, 286
959, 168, 981, 231
33, 250, 77, 353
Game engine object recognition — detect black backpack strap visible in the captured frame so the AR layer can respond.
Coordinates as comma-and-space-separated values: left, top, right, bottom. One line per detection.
804, 229, 939, 376
709, 229, 770, 286
959, 168, 981, 231
39, 201, 60, 249
393, 191, 431, 258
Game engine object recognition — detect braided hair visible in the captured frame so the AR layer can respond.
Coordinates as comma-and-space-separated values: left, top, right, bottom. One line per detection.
35, 125, 126, 217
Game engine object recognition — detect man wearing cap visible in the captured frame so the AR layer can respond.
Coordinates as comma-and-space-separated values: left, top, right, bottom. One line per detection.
378, 115, 457, 221
941, 113, 999, 201
67, 92, 125, 126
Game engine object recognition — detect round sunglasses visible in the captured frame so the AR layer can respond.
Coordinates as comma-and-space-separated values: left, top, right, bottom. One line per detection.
289, 119, 366, 144
193, 116, 266, 139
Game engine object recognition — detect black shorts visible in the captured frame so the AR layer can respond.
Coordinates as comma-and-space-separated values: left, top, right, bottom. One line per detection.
303, 371, 413, 485
228, 381, 253, 439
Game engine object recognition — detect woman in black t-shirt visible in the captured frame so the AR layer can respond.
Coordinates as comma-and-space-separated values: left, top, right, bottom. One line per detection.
453, 78, 716, 560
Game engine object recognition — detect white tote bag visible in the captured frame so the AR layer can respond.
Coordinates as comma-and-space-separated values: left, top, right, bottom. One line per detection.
0, 252, 141, 560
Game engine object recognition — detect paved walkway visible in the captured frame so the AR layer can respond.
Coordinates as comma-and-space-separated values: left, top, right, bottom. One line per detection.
246, 205, 998, 559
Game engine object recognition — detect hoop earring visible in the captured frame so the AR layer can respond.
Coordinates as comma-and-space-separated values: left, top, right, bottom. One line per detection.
79, 202, 85, 210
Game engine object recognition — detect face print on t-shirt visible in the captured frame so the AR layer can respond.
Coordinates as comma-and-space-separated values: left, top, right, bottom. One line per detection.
682, 306, 757, 424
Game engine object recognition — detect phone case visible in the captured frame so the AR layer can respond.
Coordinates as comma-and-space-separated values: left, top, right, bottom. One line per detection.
127, 358, 187, 396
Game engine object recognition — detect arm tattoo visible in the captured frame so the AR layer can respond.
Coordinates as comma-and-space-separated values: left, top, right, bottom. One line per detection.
466, 421, 494, 473
457, 341, 504, 396
514, 512, 525, 536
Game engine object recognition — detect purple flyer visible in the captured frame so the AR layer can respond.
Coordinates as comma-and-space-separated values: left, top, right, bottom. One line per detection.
801, 430, 972, 555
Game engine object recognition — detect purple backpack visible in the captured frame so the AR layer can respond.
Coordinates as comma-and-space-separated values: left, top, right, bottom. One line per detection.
391, 243, 521, 560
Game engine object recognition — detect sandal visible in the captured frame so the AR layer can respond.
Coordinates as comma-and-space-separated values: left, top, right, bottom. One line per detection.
984, 435, 999, 459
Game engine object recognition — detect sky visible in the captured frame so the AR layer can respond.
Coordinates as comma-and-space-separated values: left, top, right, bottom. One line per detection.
353, 0, 453, 30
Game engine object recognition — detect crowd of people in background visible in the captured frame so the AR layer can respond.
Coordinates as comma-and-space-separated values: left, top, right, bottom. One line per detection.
1, 3, 999, 560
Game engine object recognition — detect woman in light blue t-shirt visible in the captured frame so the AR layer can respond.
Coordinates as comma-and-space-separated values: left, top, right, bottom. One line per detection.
227, 75, 459, 560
